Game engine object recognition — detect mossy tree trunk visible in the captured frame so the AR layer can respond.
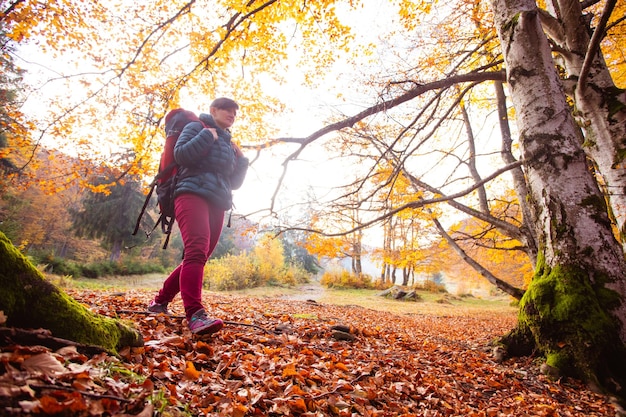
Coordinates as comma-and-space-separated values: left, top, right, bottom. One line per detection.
489, 0, 626, 397
0, 232, 143, 353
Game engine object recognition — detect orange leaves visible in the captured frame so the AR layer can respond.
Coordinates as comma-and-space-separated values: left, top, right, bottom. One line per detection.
281, 362, 298, 378
304, 232, 350, 260
333, 361, 350, 372
284, 383, 308, 397
38, 391, 87, 414
5, 0, 362, 192
230, 403, 248, 417
595, 0, 626, 87
287, 397, 308, 413
184, 361, 201, 380
0, 341, 154, 416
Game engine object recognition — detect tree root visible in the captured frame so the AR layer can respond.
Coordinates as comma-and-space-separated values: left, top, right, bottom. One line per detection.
0, 327, 115, 356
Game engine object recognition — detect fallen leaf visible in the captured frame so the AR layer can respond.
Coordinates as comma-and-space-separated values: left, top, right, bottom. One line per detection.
232, 403, 248, 417
282, 362, 298, 378
3, 288, 614, 417
288, 398, 308, 413
22, 352, 66, 375
334, 362, 349, 372
184, 361, 200, 380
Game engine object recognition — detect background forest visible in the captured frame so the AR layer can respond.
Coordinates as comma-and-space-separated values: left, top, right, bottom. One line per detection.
0, 142, 528, 294
0, 144, 322, 289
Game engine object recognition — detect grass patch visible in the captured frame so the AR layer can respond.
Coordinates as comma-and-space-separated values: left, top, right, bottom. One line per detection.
221, 284, 305, 299
317, 287, 516, 317
54, 273, 167, 291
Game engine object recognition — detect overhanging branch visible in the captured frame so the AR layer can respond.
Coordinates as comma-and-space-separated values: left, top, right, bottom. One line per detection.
264, 70, 506, 212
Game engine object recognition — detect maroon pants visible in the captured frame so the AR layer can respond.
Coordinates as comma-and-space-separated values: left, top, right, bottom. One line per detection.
154, 194, 224, 320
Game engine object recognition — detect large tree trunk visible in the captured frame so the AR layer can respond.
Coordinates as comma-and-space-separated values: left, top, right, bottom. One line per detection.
542, 0, 626, 247
0, 232, 143, 353
489, 0, 626, 396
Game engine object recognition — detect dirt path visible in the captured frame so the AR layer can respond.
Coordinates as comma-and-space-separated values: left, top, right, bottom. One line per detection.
280, 278, 326, 302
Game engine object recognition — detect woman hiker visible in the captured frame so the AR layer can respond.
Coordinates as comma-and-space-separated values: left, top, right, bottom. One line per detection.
148, 97, 248, 335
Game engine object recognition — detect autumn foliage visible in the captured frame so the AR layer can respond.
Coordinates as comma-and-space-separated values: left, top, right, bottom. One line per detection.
205, 234, 310, 291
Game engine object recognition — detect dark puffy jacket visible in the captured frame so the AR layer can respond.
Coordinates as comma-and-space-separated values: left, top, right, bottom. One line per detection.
173, 113, 248, 210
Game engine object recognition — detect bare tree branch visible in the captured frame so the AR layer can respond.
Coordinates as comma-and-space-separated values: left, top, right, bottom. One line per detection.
431, 216, 525, 299
404, 172, 526, 242
272, 70, 506, 155
282, 160, 523, 237
578, 0, 617, 92
606, 14, 625, 31
0, 0, 26, 22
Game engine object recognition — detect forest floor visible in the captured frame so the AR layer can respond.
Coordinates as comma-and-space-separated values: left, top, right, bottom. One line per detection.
0, 279, 623, 416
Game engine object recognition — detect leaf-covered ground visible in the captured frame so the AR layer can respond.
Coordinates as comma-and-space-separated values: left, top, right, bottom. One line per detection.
0, 289, 620, 416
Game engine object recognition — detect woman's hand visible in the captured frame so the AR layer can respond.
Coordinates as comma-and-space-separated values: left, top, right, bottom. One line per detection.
207, 128, 218, 141
232, 143, 244, 157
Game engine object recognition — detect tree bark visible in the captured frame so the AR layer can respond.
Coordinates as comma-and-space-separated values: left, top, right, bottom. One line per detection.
489, 0, 626, 396
0, 232, 143, 353
542, 0, 626, 246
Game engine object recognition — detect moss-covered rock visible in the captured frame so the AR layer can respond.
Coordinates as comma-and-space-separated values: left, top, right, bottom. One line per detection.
0, 232, 143, 352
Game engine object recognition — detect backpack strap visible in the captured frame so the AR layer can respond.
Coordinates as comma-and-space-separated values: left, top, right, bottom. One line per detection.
162, 232, 172, 250
132, 178, 158, 237
133, 107, 199, 250
132, 162, 178, 240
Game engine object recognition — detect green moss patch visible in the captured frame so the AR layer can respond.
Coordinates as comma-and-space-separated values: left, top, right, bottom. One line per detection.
515, 259, 623, 385
0, 232, 142, 352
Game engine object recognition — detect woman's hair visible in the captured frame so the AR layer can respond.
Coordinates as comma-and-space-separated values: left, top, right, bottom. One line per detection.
210, 97, 239, 110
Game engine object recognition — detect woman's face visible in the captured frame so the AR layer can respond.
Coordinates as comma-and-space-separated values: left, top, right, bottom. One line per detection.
211, 107, 237, 129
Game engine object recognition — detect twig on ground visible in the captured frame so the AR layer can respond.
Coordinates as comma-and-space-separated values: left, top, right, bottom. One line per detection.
29, 383, 133, 402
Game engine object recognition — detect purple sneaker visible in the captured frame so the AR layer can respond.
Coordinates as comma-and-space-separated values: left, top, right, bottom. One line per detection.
147, 300, 169, 315
189, 309, 224, 335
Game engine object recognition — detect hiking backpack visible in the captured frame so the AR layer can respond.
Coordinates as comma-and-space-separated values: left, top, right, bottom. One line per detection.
132, 109, 200, 249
